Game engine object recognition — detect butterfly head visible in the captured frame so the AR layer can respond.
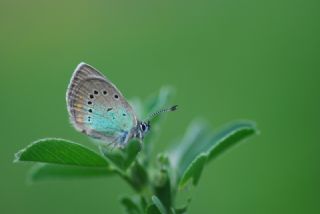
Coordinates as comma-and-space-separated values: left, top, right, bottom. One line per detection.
134, 105, 178, 141
140, 120, 151, 133
135, 121, 151, 140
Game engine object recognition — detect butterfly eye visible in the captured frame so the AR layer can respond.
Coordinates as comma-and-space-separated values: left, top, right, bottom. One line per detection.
141, 123, 146, 132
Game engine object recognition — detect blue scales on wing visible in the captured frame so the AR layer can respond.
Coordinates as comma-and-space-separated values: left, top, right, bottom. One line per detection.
66, 63, 138, 146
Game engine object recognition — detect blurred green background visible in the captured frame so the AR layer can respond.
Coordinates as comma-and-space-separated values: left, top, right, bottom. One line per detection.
1, 0, 319, 213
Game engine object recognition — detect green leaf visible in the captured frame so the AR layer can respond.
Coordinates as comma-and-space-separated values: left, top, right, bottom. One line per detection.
179, 153, 207, 189
151, 195, 167, 214
100, 140, 141, 170
146, 205, 161, 214
29, 163, 114, 182
172, 196, 191, 214
120, 196, 142, 214
169, 120, 210, 179
14, 138, 110, 167
129, 161, 148, 191
177, 121, 258, 189
172, 206, 188, 214
154, 154, 172, 210
207, 122, 257, 162
170, 205, 190, 214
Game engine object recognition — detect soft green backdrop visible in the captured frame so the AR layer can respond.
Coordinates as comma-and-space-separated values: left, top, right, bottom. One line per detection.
1, 0, 319, 213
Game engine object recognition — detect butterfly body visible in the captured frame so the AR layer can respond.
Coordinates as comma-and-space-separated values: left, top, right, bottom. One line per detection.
66, 62, 152, 148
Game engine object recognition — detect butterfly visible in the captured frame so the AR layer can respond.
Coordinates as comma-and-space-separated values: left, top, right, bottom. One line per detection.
66, 62, 177, 149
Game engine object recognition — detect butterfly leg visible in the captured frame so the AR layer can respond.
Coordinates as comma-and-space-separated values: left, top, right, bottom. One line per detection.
102, 136, 122, 152
119, 132, 130, 150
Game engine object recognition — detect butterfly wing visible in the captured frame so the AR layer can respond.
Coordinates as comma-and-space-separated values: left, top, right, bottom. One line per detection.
66, 62, 137, 145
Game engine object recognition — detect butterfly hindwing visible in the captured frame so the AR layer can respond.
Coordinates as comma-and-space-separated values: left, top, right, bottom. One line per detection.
66, 63, 137, 144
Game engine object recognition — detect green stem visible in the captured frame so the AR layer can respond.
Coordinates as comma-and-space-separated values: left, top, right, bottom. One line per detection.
114, 168, 142, 192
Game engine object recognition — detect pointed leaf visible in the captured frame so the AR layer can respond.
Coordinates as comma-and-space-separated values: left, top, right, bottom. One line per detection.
29, 163, 114, 182
172, 197, 191, 214
120, 196, 142, 214
174, 206, 188, 214
169, 120, 210, 178
14, 138, 110, 167
177, 121, 258, 189
151, 195, 167, 214
207, 122, 257, 162
179, 153, 207, 189
172, 206, 188, 214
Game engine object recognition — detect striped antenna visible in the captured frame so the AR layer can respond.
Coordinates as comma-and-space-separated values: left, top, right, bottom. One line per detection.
145, 105, 178, 122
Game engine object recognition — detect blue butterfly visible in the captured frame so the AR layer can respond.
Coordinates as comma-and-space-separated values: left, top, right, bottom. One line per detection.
66, 62, 177, 149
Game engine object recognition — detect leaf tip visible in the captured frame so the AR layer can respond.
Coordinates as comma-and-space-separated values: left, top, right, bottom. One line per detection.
179, 153, 207, 190
241, 120, 259, 133
13, 148, 25, 163
13, 138, 46, 163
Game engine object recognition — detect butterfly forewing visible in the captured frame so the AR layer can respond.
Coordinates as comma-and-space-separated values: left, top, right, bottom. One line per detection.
66, 63, 137, 144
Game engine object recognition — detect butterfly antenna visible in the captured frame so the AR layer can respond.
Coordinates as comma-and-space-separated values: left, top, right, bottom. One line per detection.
146, 105, 178, 122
